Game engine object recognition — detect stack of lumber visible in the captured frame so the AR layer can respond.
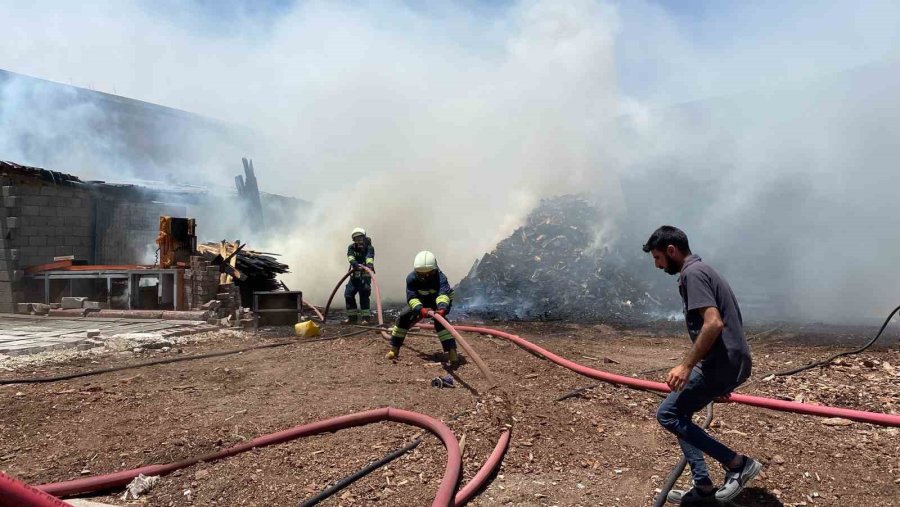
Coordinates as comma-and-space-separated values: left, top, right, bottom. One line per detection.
197, 241, 290, 302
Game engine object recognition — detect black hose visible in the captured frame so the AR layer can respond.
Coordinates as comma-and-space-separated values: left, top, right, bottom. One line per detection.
298, 439, 422, 507
0, 330, 369, 385
769, 304, 900, 377
555, 384, 599, 402
652, 403, 715, 507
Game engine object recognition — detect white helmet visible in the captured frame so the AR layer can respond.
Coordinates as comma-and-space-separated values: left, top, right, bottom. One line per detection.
413, 250, 438, 273
351, 227, 366, 240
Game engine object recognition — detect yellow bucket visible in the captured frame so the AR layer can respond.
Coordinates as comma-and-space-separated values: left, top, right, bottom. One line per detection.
294, 319, 320, 338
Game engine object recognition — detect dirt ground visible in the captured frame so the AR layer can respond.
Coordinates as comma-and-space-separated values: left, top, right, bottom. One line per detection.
1, 320, 898, 507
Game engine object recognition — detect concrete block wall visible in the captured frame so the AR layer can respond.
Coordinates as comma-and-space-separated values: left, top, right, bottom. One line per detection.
1, 173, 191, 313
94, 199, 186, 265
0, 176, 15, 313
0, 181, 95, 312
2, 182, 95, 266
185, 256, 221, 310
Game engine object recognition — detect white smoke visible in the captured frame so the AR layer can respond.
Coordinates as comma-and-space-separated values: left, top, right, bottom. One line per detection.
2, 1, 900, 321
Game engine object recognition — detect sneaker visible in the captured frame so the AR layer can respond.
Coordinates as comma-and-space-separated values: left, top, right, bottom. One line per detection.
666, 486, 717, 504
716, 456, 763, 502
342, 315, 359, 325
359, 316, 371, 325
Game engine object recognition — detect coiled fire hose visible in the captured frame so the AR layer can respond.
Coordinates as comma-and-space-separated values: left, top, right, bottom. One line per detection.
1, 408, 461, 507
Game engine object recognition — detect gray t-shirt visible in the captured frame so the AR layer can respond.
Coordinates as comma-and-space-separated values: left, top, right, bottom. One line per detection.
678, 255, 752, 384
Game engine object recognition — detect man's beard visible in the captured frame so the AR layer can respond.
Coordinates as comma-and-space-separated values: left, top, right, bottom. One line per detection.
663, 253, 681, 275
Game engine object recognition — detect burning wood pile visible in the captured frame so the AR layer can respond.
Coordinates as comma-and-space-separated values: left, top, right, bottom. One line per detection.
197, 241, 290, 304
456, 195, 676, 322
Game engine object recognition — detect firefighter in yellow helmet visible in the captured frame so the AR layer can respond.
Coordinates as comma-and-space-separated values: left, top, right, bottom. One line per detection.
344, 227, 374, 325
386, 251, 458, 364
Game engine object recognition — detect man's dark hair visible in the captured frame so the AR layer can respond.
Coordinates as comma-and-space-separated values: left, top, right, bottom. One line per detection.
642, 225, 691, 254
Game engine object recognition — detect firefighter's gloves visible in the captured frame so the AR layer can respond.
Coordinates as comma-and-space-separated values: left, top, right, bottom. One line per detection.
436, 308, 447, 317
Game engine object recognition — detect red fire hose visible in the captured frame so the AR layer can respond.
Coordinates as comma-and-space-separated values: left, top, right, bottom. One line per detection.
343, 272, 510, 506
443, 324, 900, 428
322, 270, 352, 322
0, 473, 69, 507
453, 428, 511, 506
303, 300, 326, 322
12, 408, 461, 507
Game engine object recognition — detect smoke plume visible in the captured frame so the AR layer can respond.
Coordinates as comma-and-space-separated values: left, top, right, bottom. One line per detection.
1, 1, 899, 322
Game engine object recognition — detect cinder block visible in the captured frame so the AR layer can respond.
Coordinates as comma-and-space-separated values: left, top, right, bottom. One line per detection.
38, 246, 56, 257
68, 226, 87, 237
2, 196, 19, 208
0, 302, 14, 313
17, 246, 36, 259
61, 296, 87, 309
27, 215, 43, 226
5, 217, 18, 229
16, 303, 32, 314
22, 205, 41, 216
0, 270, 23, 282
1, 186, 13, 197
28, 236, 46, 247
0, 248, 19, 261
83, 301, 107, 310
39, 206, 57, 217
39, 186, 59, 197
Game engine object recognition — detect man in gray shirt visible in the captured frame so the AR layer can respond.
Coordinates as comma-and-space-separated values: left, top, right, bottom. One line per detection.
642, 226, 762, 504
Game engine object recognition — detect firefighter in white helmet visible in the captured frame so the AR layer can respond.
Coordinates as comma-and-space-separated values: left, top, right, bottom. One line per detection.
344, 227, 375, 325
386, 250, 459, 364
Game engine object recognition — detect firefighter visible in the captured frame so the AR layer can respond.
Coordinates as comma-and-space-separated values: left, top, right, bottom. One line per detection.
386, 250, 458, 364
344, 227, 374, 325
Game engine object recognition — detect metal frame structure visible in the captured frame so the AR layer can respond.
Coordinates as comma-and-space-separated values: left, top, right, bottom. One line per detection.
29, 268, 184, 310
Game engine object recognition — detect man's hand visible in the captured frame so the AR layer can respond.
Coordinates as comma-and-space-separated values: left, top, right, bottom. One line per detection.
666, 364, 692, 391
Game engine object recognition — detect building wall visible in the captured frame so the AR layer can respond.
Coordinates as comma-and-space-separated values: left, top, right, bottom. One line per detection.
1, 179, 95, 312
94, 199, 186, 265
0, 176, 16, 313
0, 176, 186, 311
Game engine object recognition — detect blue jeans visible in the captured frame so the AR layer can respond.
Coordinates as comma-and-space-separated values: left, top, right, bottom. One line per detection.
656, 367, 740, 486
